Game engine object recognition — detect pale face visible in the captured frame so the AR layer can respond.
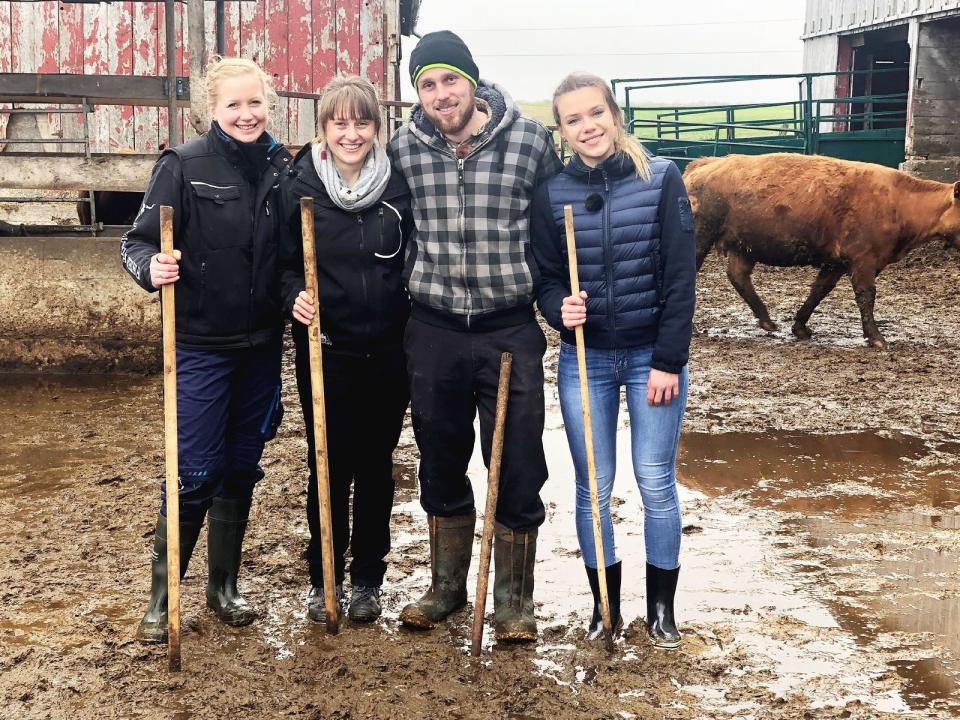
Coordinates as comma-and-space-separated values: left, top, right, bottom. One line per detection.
416, 67, 477, 142
323, 116, 377, 180
211, 73, 269, 144
556, 86, 618, 167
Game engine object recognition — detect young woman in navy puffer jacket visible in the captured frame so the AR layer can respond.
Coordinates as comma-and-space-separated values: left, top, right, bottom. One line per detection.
530, 72, 696, 649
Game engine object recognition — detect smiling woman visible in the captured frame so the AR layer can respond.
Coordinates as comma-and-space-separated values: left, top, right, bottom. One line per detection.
118, 55, 293, 645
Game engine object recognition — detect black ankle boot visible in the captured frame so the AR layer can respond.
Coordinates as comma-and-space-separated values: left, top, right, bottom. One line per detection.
646, 563, 680, 649
136, 512, 203, 643
585, 561, 623, 640
206, 496, 257, 627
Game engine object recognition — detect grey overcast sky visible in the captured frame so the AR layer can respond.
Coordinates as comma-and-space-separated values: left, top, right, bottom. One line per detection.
399, 0, 807, 105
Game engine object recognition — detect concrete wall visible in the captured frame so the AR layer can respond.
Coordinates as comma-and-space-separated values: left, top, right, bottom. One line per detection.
903, 17, 960, 180
0, 236, 159, 372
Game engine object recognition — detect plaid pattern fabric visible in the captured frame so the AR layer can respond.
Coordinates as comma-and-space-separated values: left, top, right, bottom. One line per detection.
388, 82, 562, 318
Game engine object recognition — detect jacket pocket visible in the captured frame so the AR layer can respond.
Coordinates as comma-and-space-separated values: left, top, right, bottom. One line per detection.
190, 181, 242, 203
190, 181, 245, 249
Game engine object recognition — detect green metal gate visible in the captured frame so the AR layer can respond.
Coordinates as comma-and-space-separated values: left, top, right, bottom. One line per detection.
610, 70, 907, 171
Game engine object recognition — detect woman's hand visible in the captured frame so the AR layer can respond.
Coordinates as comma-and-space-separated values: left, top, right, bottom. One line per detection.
647, 369, 680, 406
561, 291, 588, 329
292, 290, 315, 326
149, 250, 182, 288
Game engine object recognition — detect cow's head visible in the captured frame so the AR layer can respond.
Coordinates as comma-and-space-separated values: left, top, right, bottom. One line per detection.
936, 181, 960, 249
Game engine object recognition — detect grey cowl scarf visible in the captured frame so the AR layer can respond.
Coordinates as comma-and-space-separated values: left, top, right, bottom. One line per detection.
311, 140, 391, 212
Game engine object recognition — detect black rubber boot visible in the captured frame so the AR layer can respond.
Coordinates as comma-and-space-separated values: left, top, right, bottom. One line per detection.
646, 563, 681, 649
585, 561, 623, 641
493, 522, 538, 643
206, 496, 257, 627
399, 512, 475, 629
135, 513, 203, 644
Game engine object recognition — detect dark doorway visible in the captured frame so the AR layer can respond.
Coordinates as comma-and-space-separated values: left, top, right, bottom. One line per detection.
849, 26, 909, 131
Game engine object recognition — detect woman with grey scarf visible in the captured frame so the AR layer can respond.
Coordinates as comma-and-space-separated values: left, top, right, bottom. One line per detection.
279, 75, 412, 624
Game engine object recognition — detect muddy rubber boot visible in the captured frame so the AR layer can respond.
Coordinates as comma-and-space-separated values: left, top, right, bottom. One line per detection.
205, 496, 257, 627
493, 523, 538, 643
399, 512, 475, 629
585, 561, 623, 641
646, 563, 681, 649
136, 513, 203, 644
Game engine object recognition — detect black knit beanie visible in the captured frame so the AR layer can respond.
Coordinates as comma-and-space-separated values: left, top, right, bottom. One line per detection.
409, 30, 479, 88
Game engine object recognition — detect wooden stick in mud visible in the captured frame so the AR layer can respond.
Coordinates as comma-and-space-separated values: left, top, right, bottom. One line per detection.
300, 197, 340, 634
471, 352, 513, 657
563, 204, 615, 653
159, 205, 182, 672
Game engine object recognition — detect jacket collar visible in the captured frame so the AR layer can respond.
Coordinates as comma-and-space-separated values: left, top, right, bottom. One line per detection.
564, 151, 636, 184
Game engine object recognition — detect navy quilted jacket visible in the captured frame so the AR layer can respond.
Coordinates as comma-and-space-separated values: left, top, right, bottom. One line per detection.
530, 152, 696, 373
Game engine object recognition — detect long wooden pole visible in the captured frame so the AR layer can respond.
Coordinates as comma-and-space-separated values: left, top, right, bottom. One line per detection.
563, 205, 615, 653
300, 197, 339, 634
160, 205, 182, 671
470, 352, 513, 657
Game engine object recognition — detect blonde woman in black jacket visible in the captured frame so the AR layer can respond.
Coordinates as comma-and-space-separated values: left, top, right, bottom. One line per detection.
280, 75, 412, 624
121, 57, 292, 643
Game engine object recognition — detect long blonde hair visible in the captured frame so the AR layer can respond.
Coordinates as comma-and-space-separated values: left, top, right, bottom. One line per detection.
201, 56, 277, 114
314, 75, 382, 144
552, 72, 650, 180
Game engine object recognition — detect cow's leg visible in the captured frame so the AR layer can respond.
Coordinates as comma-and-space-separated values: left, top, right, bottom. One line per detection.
849, 266, 886, 349
792, 265, 845, 340
725, 253, 777, 332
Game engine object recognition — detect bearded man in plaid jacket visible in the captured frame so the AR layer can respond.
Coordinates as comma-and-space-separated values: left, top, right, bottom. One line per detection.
388, 30, 562, 642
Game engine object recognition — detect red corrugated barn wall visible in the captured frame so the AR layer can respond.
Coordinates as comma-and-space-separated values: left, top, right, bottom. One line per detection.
0, 0, 396, 151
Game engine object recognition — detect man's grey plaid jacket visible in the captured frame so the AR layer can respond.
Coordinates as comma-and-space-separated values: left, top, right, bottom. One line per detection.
388, 82, 562, 330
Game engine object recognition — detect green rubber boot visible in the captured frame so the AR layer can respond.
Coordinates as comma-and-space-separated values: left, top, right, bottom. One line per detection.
135, 513, 203, 644
206, 496, 257, 627
399, 512, 475, 629
493, 522, 538, 643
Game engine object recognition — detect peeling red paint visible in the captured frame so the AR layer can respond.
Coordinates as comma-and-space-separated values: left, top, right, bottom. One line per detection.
3, 0, 397, 151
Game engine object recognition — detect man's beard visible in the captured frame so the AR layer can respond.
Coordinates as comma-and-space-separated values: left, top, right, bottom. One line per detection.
430, 100, 475, 138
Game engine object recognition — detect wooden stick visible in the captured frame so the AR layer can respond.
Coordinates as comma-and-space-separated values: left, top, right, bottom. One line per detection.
300, 197, 339, 634
159, 204, 182, 672
470, 352, 513, 657
563, 204, 615, 653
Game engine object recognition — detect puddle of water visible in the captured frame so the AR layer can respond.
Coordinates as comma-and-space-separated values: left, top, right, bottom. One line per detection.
678, 430, 960, 516
0, 374, 152, 499
676, 429, 960, 711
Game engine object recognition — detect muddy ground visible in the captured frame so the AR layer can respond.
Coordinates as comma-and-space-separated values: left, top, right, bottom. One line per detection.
2, 248, 959, 719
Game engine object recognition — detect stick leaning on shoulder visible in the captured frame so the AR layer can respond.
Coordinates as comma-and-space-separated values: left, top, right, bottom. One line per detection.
300, 196, 340, 634
563, 204, 615, 653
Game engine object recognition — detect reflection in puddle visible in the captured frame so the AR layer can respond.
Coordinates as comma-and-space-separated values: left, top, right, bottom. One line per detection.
677, 429, 960, 711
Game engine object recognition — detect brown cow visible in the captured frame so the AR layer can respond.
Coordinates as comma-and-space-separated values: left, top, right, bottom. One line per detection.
684, 153, 960, 348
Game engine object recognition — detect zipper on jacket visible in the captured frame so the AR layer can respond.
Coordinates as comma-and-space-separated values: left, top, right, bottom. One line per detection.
357, 214, 370, 338
601, 169, 617, 349
457, 157, 471, 326
200, 260, 207, 313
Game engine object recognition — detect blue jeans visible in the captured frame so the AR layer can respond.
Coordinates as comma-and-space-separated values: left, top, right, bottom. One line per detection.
557, 342, 687, 570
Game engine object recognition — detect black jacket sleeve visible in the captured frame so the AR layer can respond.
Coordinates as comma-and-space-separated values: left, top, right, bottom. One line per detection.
652, 162, 696, 373
119, 153, 185, 292
530, 182, 567, 333
278, 177, 306, 318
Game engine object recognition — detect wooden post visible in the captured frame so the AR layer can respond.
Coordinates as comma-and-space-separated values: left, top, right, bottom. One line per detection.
186, 0, 207, 136
470, 352, 513, 657
160, 205, 182, 671
563, 204, 615, 653
300, 197, 339, 634
164, 0, 180, 147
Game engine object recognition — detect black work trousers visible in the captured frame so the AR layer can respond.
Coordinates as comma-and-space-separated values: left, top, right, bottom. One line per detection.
293, 329, 409, 588
404, 316, 548, 531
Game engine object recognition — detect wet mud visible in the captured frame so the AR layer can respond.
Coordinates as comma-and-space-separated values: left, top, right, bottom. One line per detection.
1, 249, 959, 719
